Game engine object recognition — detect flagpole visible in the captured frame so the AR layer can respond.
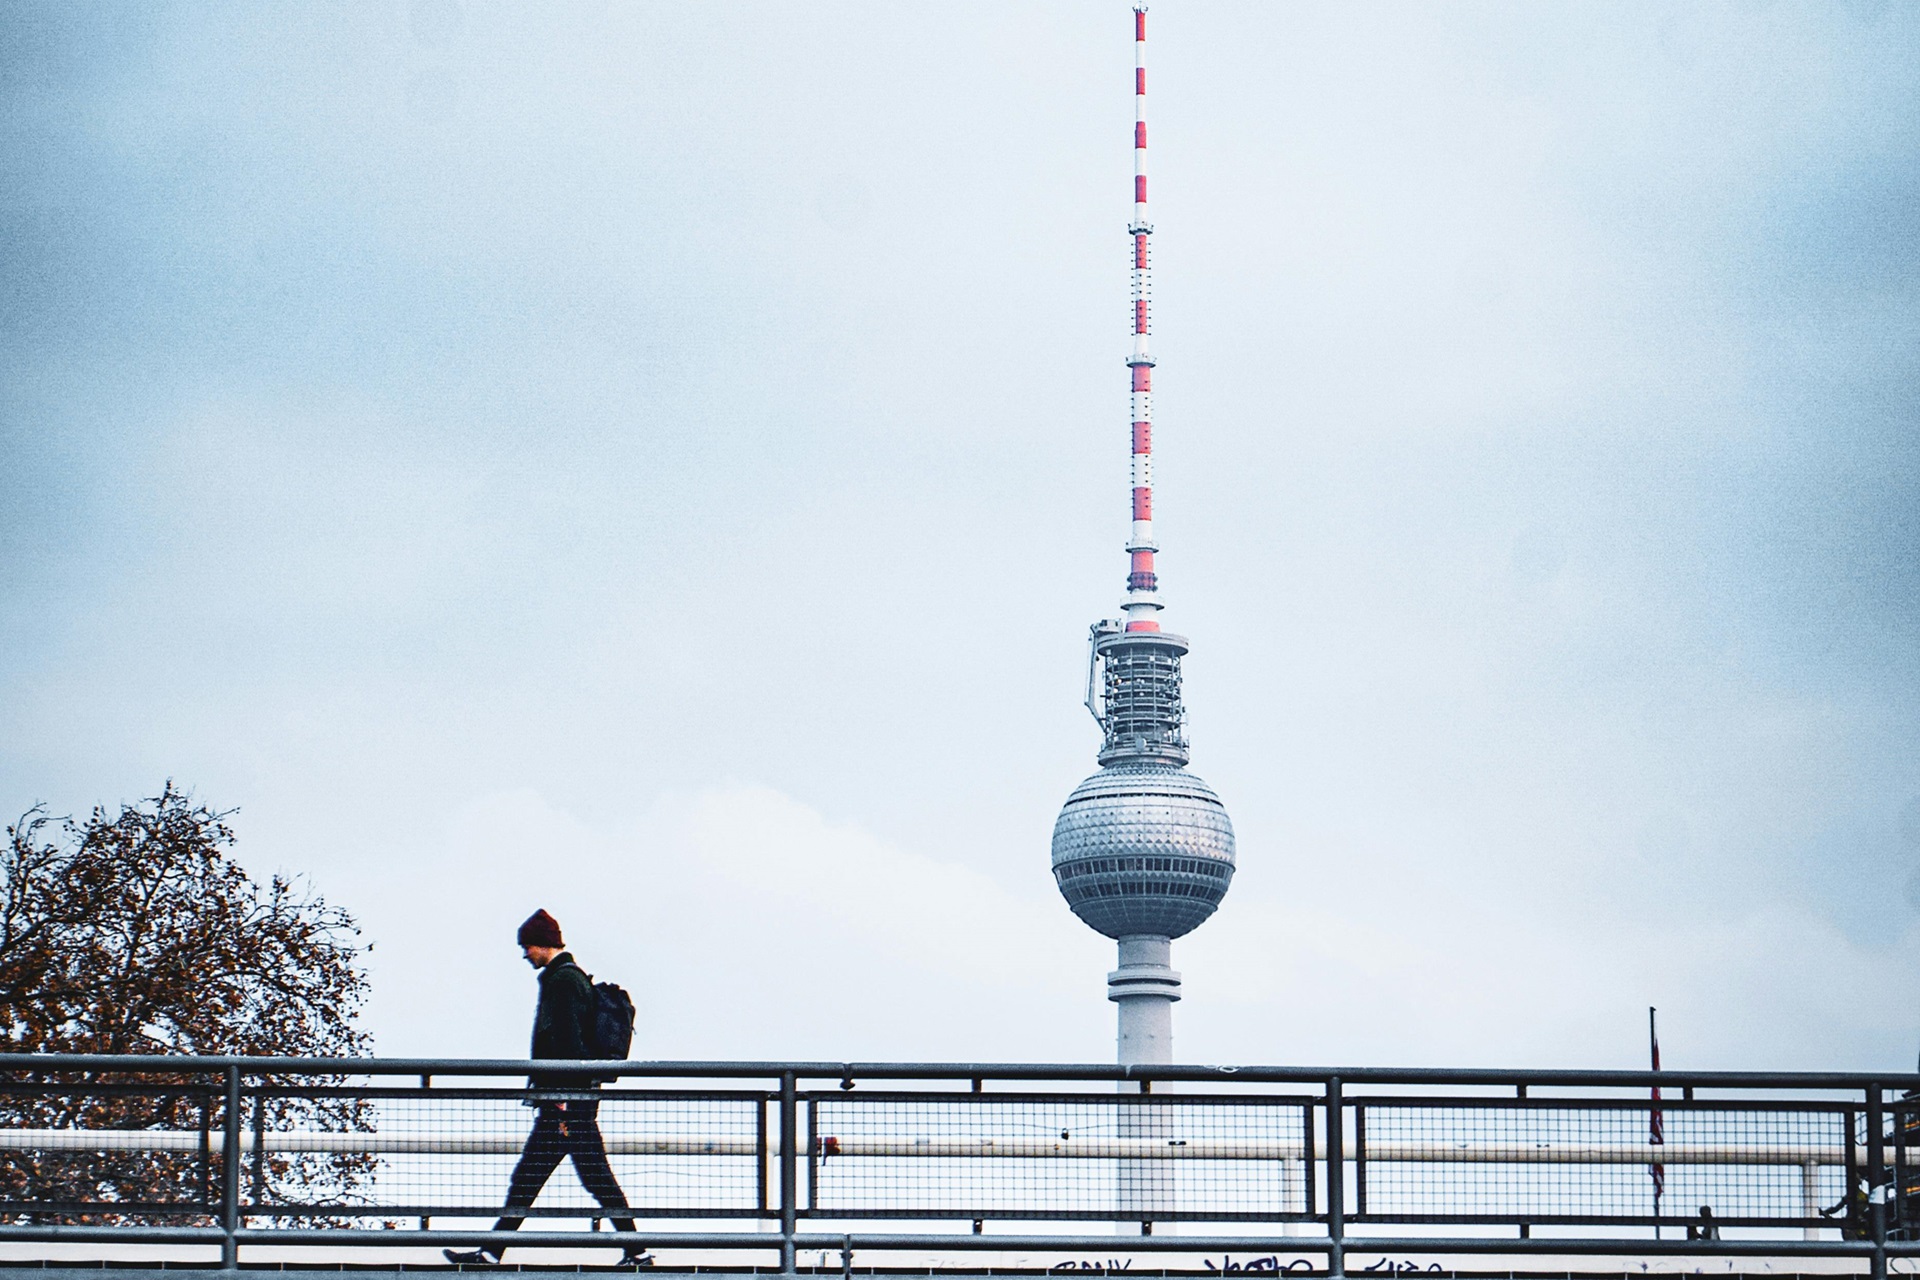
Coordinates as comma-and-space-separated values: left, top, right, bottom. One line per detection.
1650, 1006, 1664, 1241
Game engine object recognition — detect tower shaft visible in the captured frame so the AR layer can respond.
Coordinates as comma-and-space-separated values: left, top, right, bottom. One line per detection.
1110, 935, 1180, 1064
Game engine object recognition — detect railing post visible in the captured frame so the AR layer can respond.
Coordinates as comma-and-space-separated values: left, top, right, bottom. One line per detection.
756, 1094, 769, 1215
250, 1088, 266, 1210
198, 1094, 213, 1209
221, 1065, 241, 1270
1353, 1102, 1367, 1220
1325, 1076, 1344, 1279
1302, 1097, 1317, 1221
1869, 1083, 1887, 1280
807, 1093, 821, 1213
779, 1071, 798, 1276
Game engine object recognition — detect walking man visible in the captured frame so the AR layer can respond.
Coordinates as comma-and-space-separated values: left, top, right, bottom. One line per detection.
445, 911, 650, 1267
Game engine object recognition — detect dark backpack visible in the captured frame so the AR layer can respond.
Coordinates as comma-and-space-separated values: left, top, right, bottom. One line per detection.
589, 980, 635, 1061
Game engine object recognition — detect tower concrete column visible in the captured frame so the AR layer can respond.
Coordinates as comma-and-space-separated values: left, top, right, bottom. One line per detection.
1111, 934, 1178, 1232
1109, 934, 1180, 1065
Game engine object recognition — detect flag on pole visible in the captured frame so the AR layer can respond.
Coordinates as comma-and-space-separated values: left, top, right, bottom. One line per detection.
1649, 1007, 1665, 1232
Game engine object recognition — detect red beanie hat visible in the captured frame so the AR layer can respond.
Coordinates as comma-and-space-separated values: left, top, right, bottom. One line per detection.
517, 909, 564, 949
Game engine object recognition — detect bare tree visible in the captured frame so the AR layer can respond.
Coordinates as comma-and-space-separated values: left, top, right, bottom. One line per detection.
0, 783, 374, 1222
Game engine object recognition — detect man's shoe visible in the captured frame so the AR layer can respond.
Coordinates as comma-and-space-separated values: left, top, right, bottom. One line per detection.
618, 1247, 654, 1268
443, 1248, 499, 1267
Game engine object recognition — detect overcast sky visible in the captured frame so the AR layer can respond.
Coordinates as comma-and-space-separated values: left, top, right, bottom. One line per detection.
3, 0, 1917, 1074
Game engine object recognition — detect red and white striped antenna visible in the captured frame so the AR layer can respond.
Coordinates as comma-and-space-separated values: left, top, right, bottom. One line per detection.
1123, 1, 1161, 633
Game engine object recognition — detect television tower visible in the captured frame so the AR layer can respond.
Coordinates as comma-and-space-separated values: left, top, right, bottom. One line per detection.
1052, 2, 1236, 1068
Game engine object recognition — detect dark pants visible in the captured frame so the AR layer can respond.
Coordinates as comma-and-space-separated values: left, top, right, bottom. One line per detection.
493, 1100, 635, 1245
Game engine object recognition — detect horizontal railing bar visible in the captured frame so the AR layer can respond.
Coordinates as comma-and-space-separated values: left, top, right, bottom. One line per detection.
804, 1090, 1323, 1106
0, 1226, 1902, 1261
241, 1208, 1315, 1223
1, 1054, 1916, 1090
240, 1206, 1311, 1222
0, 1129, 757, 1155
817, 1234, 1916, 1257
237, 1086, 775, 1103
0, 1127, 1889, 1165
0, 1227, 782, 1249
1348, 1214, 1833, 1227
2, 1224, 1905, 1258
0, 1202, 215, 1217
797, 1210, 1317, 1221
1336, 1237, 1912, 1258
240, 1205, 772, 1218
1347, 1094, 1861, 1113
221, 1230, 1920, 1257
1325, 1140, 1868, 1164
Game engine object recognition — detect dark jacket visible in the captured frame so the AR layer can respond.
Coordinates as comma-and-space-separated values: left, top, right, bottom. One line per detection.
529, 952, 597, 1090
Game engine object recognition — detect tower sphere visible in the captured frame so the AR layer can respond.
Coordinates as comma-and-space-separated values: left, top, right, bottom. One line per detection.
1052, 763, 1235, 940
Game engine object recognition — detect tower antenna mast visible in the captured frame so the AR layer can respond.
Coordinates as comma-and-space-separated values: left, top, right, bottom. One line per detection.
1124, 0, 1161, 635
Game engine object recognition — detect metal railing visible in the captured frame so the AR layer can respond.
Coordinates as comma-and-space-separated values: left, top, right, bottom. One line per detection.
1, 1055, 1917, 1275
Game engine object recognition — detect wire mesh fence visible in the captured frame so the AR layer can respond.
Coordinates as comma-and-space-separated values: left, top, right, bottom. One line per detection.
808, 1091, 1313, 1221
0, 1080, 225, 1222
1352, 1098, 1852, 1227
0, 1072, 376, 1224
246, 1085, 767, 1222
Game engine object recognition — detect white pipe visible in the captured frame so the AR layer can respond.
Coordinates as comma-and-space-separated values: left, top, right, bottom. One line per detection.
0, 1129, 758, 1156
1802, 1158, 1823, 1241
0, 1129, 1885, 1166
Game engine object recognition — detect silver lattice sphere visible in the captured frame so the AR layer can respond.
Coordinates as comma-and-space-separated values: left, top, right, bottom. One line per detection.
1051, 763, 1236, 940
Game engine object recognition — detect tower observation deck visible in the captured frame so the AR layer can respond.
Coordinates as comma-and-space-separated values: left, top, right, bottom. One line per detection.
1051, 4, 1235, 1069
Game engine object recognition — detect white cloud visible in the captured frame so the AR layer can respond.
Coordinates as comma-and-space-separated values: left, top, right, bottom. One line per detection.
678, 783, 1088, 991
